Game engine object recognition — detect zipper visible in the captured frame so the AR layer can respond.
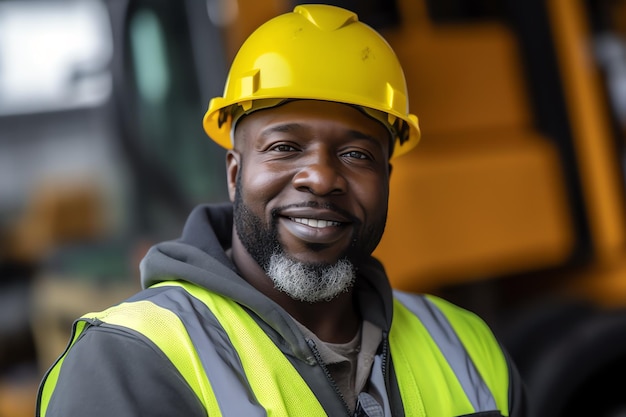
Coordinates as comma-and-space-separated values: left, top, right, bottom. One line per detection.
306, 338, 353, 417
381, 331, 389, 380
382, 331, 399, 417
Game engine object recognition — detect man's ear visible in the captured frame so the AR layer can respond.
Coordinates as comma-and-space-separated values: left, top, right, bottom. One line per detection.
226, 150, 240, 202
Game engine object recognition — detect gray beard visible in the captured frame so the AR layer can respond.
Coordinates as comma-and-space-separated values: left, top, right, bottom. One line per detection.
266, 251, 356, 303
233, 172, 358, 303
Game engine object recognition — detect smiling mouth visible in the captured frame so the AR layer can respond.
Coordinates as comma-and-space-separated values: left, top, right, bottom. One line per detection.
289, 217, 342, 228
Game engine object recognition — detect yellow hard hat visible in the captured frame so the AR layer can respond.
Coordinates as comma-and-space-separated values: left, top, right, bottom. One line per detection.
203, 4, 420, 158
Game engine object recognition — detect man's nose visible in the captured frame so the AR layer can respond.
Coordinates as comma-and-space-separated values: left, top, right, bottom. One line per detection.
291, 152, 348, 196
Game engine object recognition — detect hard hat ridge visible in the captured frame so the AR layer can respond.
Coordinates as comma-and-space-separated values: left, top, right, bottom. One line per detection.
294, 4, 357, 31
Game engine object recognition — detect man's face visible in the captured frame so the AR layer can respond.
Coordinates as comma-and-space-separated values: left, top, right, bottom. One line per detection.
227, 100, 392, 300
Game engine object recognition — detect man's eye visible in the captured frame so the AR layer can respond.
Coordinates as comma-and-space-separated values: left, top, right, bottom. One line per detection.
271, 144, 298, 152
342, 150, 370, 160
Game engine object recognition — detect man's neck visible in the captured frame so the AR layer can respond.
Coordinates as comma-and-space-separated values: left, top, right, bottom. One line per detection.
283, 291, 360, 343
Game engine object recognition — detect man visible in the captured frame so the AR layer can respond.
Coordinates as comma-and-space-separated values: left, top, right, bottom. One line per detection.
37, 4, 527, 416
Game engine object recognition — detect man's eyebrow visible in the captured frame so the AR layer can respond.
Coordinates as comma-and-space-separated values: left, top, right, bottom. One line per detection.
259, 123, 305, 137
346, 129, 384, 144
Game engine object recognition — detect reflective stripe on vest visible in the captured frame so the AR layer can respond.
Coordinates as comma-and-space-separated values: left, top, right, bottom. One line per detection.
392, 290, 510, 416
39, 281, 510, 416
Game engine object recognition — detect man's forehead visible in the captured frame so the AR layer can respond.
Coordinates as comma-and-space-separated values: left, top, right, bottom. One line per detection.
234, 100, 392, 144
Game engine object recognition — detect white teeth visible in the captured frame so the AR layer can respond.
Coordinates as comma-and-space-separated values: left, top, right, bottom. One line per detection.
291, 217, 341, 228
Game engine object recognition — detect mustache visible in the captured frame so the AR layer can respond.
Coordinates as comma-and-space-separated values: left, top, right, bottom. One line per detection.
271, 201, 361, 226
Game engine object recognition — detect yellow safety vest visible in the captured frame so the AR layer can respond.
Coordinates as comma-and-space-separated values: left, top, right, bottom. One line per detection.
38, 280, 510, 416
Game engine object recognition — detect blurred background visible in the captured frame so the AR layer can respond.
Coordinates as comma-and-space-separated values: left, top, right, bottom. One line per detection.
2, 0, 626, 416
